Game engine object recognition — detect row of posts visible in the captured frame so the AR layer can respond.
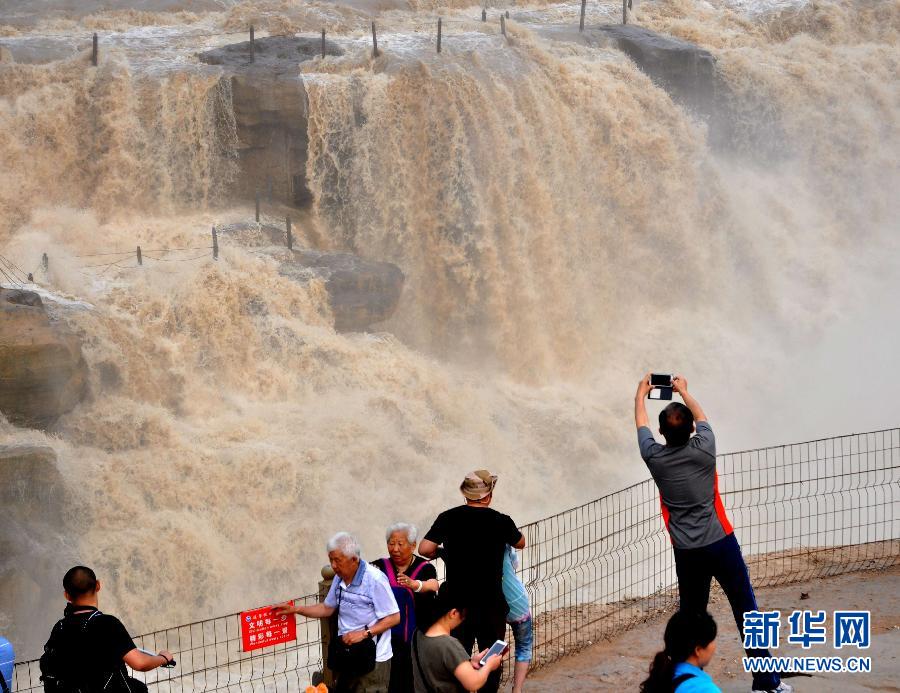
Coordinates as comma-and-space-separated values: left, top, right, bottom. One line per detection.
87, 4, 634, 68
36, 215, 298, 274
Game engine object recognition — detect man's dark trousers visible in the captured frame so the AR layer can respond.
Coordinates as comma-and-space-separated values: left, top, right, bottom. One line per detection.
674, 532, 781, 690
453, 600, 506, 693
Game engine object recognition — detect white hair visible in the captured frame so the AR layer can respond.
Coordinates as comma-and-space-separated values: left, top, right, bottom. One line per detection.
385, 522, 418, 543
326, 531, 361, 558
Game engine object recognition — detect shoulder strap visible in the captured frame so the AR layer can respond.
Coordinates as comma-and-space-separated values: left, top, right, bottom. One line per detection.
672, 672, 696, 690
378, 559, 400, 589
411, 633, 438, 693
408, 559, 429, 581
82, 611, 103, 631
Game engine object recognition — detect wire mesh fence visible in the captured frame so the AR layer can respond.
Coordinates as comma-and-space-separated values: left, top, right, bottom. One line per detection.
12, 428, 899, 691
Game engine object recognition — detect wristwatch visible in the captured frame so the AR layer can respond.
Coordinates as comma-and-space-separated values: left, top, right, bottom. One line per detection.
365, 628, 373, 639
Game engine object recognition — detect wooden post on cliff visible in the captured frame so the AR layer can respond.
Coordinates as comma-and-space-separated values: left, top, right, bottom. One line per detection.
255, 190, 260, 222
371, 22, 379, 58
319, 565, 337, 688
136, 246, 142, 266
249, 25, 255, 62
622, 0, 627, 24
212, 226, 219, 261
42, 253, 48, 272
321, 28, 326, 58
437, 18, 442, 54
500, 14, 506, 36
286, 216, 293, 251
91, 33, 98, 66
481, 8, 486, 21
579, 0, 586, 31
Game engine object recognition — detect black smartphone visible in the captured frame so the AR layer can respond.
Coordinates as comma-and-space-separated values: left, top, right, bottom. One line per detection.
650, 373, 673, 387
138, 648, 176, 668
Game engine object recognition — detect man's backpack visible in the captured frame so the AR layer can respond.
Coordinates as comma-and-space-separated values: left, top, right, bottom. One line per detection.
39, 611, 146, 693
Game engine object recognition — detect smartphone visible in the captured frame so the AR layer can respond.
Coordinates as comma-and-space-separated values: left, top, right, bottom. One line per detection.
138, 648, 176, 668
650, 373, 673, 387
479, 640, 509, 667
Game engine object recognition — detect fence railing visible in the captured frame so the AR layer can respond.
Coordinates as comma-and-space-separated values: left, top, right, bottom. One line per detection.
12, 427, 900, 691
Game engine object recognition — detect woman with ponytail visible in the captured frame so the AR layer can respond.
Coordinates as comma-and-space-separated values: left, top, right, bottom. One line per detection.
640, 610, 720, 692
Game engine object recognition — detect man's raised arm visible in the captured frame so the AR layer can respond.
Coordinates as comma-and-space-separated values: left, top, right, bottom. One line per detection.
634, 373, 652, 429
672, 375, 707, 423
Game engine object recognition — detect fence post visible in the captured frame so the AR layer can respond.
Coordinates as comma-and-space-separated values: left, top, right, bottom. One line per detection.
42, 253, 48, 272
255, 190, 260, 222
371, 22, 379, 58
286, 216, 293, 251
482, 8, 486, 21
580, 0, 586, 31
318, 565, 336, 688
250, 25, 255, 62
212, 226, 219, 261
136, 246, 142, 266
622, 0, 627, 24
505, 10, 510, 17
321, 28, 326, 58
500, 14, 506, 36
91, 33, 98, 66
437, 18, 442, 54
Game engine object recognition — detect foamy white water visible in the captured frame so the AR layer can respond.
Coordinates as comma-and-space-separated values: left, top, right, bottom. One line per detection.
0, 0, 897, 659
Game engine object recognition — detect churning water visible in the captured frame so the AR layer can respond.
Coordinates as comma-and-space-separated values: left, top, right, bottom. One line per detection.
0, 0, 897, 658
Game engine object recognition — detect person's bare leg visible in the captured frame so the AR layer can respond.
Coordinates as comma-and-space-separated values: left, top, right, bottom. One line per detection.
511, 661, 529, 693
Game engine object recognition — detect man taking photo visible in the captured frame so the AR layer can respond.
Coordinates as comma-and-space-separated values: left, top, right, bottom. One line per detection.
634, 374, 790, 693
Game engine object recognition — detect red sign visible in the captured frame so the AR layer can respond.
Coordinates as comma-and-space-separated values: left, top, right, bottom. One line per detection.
240, 602, 297, 652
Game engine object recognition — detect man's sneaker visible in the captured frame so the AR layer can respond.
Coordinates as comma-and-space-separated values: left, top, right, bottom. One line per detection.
752, 683, 793, 693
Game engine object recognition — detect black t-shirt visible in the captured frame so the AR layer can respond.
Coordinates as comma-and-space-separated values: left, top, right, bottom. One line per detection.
424, 505, 522, 604
56, 607, 137, 682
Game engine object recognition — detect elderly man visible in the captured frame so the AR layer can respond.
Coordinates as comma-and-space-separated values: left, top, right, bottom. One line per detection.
419, 470, 526, 693
274, 532, 400, 693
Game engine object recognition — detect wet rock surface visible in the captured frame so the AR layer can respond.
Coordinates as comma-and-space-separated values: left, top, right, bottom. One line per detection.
0, 288, 88, 429
279, 249, 404, 332
218, 223, 404, 331
0, 443, 73, 658
592, 25, 718, 114
0, 444, 65, 525
539, 24, 719, 117
199, 37, 343, 208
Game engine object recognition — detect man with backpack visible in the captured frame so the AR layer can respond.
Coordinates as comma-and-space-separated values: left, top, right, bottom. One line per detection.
40, 566, 174, 693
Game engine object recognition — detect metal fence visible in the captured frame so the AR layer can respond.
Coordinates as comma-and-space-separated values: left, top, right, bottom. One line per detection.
13, 428, 900, 691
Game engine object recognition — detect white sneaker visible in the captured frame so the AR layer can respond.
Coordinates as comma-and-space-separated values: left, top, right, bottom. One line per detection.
752, 683, 793, 693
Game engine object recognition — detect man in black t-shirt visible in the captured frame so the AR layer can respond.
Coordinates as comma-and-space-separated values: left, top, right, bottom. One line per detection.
41, 566, 174, 693
419, 470, 525, 693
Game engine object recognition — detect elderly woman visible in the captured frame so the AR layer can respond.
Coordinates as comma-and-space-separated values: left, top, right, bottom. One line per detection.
372, 522, 439, 693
